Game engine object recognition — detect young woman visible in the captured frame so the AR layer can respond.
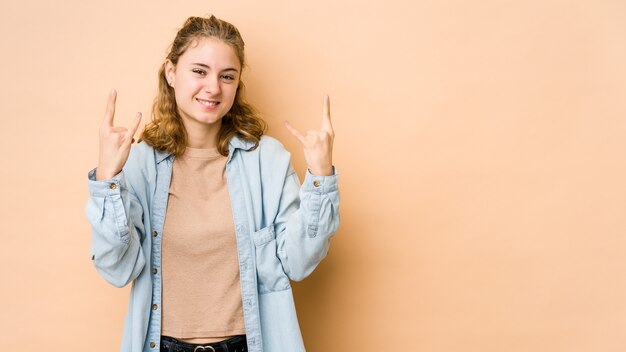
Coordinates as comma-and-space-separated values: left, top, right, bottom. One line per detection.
86, 15, 339, 352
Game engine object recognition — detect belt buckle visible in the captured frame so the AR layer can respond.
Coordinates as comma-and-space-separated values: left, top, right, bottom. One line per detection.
193, 346, 216, 352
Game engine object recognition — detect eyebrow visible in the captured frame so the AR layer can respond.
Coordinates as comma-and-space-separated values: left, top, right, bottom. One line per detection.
192, 63, 239, 73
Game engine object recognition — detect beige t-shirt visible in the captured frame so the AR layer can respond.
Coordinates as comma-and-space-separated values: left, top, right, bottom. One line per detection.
161, 146, 245, 342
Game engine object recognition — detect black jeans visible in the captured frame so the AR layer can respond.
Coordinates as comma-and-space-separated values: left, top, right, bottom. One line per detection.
160, 335, 247, 352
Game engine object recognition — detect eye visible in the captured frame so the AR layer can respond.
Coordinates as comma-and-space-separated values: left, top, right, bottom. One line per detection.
221, 74, 236, 81
192, 68, 206, 76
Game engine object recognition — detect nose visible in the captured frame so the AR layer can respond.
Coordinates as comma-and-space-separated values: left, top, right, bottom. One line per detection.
203, 75, 221, 95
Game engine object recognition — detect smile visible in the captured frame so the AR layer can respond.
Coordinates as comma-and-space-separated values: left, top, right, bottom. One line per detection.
196, 98, 220, 107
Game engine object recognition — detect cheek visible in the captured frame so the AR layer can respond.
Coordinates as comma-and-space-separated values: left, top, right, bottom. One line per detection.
223, 86, 238, 106
173, 90, 184, 106
174, 81, 194, 101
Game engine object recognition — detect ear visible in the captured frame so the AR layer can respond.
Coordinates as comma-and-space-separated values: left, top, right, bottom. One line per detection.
164, 59, 175, 86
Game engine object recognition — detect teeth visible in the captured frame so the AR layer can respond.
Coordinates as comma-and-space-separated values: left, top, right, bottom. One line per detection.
197, 99, 218, 106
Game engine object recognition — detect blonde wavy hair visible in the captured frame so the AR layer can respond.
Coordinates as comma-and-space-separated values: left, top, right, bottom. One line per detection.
140, 15, 266, 157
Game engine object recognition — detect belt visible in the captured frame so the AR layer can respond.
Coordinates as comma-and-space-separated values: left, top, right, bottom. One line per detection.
160, 335, 248, 352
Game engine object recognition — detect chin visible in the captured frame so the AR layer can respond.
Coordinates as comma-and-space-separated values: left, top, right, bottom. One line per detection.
204, 113, 229, 124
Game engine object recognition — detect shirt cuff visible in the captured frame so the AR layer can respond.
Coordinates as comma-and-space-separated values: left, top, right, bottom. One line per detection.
302, 166, 338, 194
87, 168, 125, 197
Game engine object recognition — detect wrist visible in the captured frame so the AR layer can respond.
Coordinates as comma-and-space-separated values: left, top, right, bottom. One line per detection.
95, 167, 118, 181
308, 166, 334, 176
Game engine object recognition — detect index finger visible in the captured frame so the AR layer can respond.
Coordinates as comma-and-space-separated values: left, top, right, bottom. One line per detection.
284, 120, 307, 145
102, 89, 117, 128
321, 94, 333, 133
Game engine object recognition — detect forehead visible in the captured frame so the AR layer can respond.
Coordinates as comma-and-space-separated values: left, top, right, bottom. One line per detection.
179, 37, 241, 69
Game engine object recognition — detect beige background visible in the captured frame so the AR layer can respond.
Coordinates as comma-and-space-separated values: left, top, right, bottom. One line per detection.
1, 0, 625, 351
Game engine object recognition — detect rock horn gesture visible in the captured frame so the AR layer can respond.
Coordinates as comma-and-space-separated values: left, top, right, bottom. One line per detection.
284, 95, 335, 176
96, 90, 142, 181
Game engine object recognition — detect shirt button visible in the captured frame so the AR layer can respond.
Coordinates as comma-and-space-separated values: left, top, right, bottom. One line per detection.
109, 183, 117, 190
152, 268, 158, 274
149, 341, 156, 348
152, 304, 158, 310
313, 180, 321, 187
152, 230, 158, 237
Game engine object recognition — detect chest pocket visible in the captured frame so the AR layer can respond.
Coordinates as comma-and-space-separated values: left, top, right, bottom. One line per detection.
252, 225, 290, 293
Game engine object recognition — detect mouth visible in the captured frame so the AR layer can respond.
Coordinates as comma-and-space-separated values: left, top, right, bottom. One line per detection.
196, 98, 220, 107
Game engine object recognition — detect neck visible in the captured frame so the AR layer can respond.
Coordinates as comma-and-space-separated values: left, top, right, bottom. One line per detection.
183, 118, 222, 149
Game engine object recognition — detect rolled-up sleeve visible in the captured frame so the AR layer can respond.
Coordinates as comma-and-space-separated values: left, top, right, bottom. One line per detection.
275, 167, 340, 282
86, 168, 146, 288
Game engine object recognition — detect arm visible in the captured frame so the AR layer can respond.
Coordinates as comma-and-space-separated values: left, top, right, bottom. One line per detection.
85, 90, 145, 287
278, 94, 339, 281
86, 169, 146, 288
275, 167, 339, 281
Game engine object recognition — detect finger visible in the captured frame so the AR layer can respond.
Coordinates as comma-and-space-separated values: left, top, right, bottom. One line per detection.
284, 120, 306, 144
102, 89, 117, 128
321, 94, 333, 133
124, 112, 142, 145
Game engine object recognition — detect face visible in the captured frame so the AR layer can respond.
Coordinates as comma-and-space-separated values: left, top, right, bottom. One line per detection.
165, 37, 241, 131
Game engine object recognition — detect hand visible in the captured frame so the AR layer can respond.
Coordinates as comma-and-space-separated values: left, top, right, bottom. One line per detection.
284, 95, 335, 176
96, 90, 142, 181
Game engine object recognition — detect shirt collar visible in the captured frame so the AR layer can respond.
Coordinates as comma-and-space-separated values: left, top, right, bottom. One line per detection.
154, 134, 255, 164
155, 148, 170, 164
226, 134, 255, 163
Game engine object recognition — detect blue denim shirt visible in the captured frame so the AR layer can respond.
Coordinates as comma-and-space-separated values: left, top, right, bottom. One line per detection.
85, 135, 340, 352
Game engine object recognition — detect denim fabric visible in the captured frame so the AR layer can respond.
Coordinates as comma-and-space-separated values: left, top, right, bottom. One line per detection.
86, 135, 340, 352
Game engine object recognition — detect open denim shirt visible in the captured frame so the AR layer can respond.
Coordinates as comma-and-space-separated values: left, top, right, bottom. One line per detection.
86, 135, 340, 352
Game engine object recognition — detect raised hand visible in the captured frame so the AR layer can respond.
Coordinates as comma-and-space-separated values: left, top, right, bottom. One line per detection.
96, 90, 142, 181
284, 95, 335, 176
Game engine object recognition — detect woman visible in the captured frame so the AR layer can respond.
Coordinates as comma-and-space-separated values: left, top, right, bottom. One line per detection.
86, 15, 339, 352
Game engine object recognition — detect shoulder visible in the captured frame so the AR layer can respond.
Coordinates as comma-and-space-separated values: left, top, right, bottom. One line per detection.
127, 141, 157, 167
256, 135, 290, 158
123, 142, 159, 187
232, 134, 290, 160
235, 135, 294, 178
256, 136, 293, 171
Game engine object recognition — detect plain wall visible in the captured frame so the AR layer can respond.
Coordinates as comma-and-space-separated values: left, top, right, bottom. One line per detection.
1, 0, 625, 351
